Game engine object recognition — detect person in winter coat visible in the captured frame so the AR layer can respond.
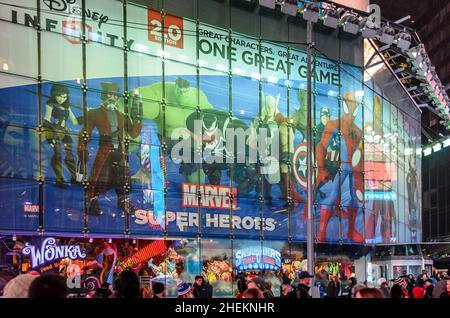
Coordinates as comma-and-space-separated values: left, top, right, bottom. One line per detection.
345, 277, 358, 298
424, 279, 434, 298
325, 275, 340, 298
296, 271, 313, 298
193, 276, 213, 298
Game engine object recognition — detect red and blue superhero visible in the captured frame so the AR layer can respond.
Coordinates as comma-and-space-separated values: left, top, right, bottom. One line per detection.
315, 92, 364, 243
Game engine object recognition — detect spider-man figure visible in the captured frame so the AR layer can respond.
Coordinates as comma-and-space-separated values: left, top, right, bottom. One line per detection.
315, 92, 364, 243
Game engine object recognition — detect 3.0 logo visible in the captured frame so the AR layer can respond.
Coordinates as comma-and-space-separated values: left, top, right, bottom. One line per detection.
148, 9, 184, 49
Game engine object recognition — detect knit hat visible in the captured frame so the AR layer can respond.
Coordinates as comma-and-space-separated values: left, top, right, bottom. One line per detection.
392, 277, 404, 285
3, 274, 38, 298
152, 281, 165, 295
298, 271, 314, 279
177, 281, 191, 296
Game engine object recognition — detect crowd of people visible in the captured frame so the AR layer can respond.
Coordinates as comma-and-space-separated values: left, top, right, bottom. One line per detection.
0, 271, 215, 299
0, 269, 449, 298
234, 269, 450, 299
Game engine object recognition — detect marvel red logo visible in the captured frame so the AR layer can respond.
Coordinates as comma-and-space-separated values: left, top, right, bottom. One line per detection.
62, 20, 92, 44
23, 204, 39, 213
148, 9, 184, 49
182, 183, 237, 209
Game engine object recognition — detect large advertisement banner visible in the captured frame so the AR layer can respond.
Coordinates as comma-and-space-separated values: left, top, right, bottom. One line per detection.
0, 0, 420, 243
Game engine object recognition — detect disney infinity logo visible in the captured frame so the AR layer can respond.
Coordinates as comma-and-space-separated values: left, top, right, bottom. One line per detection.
43, 0, 109, 28
43, 0, 76, 11
22, 237, 86, 268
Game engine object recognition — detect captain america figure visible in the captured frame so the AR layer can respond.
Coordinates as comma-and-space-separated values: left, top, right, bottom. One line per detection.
315, 92, 364, 243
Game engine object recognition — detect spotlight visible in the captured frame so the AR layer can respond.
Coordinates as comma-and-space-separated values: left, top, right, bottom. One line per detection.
395, 30, 412, 51
89, 238, 93, 243
259, 0, 276, 9
12, 235, 17, 241
443, 138, 450, 148
281, 0, 299, 16
320, 6, 340, 29
340, 12, 360, 35
433, 143, 442, 152
359, 17, 378, 39
108, 238, 112, 243
300, 1, 320, 23
378, 24, 395, 45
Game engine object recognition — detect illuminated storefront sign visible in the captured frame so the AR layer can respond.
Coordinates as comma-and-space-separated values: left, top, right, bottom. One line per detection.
365, 191, 397, 201
235, 246, 281, 271
22, 237, 86, 268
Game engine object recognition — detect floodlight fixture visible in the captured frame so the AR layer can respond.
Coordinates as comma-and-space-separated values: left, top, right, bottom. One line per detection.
281, 0, 299, 16
379, 23, 395, 45
433, 143, 442, 152
423, 147, 432, 156
443, 138, 450, 148
359, 17, 378, 39
300, 1, 320, 23
340, 12, 360, 35
259, 0, 276, 9
395, 30, 412, 51
321, 6, 340, 29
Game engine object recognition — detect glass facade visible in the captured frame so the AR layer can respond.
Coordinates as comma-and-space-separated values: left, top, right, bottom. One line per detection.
0, 0, 422, 289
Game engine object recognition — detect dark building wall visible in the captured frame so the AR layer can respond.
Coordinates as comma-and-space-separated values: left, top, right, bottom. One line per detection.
422, 142, 450, 241
371, 0, 450, 93
416, 2, 450, 94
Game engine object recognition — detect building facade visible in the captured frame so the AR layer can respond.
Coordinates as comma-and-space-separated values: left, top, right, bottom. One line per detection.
0, 0, 422, 296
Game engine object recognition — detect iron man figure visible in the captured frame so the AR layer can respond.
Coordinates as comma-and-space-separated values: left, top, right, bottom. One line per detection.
315, 92, 364, 243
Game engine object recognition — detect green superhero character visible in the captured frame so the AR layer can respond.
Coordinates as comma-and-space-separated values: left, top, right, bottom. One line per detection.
128, 77, 213, 182
133, 77, 213, 142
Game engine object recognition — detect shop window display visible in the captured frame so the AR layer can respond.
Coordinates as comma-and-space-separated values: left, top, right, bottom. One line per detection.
201, 239, 233, 297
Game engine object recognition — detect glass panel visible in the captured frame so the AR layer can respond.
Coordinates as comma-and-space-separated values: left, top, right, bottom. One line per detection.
43, 177, 84, 232
0, 177, 39, 231
340, 62, 364, 244
129, 189, 165, 236
0, 19, 37, 78
0, 73, 38, 130
85, 0, 124, 83
40, 22, 82, 83
0, 124, 39, 180
232, 75, 259, 118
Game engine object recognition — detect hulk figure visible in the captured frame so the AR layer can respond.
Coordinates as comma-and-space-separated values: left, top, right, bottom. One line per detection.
127, 77, 213, 184
133, 77, 213, 142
